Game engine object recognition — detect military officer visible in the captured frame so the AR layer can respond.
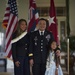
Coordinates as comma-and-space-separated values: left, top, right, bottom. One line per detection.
29, 18, 55, 75
11, 19, 30, 75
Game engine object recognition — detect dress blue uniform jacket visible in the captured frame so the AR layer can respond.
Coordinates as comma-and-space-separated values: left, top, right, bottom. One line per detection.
12, 31, 30, 62
29, 30, 54, 63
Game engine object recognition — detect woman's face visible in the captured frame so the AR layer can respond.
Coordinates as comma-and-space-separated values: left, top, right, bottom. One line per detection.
51, 41, 57, 50
20, 21, 27, 31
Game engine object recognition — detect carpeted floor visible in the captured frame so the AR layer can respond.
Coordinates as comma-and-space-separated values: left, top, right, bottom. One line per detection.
0, 72, 12, 75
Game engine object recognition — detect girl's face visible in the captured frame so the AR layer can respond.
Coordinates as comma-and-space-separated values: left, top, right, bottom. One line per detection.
20, 21, 27, 31
51, 41, 57, 50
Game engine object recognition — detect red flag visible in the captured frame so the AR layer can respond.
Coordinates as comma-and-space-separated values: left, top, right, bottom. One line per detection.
2, 0, 18, 59
48, 0, 59, 44
28, 0, 39, 32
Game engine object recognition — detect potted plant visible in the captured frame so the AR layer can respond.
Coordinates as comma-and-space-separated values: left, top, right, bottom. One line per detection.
60, 40, 67, 52
60, 40, 68, 70
60, 36, 75, 70
69, 36, 75, 55
69, 36, 75, 70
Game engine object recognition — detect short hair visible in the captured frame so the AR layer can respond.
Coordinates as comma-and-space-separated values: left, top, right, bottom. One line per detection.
39, 18, 49, 29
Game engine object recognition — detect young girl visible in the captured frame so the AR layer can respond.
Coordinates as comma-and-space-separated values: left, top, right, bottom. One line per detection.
45, 40, 63, 75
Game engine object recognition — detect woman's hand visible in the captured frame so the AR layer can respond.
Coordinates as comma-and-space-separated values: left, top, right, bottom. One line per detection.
15, 61, 20, 67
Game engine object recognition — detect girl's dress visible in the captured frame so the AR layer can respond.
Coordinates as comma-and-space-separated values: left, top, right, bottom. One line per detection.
45, 51, 63, 75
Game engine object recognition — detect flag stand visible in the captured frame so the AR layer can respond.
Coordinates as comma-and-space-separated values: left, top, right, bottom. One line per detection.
67, 38, 69, 74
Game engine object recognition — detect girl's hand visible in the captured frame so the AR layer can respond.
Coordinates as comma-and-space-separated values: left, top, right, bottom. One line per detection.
55, 68, 58, 75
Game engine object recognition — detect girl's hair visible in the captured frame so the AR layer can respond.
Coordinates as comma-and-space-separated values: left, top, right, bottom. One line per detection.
55, 47, 61, 65
48, 40, 57, 50
16, 19, 27, 37
47, 40, 60, 65
47, 40, 57, 58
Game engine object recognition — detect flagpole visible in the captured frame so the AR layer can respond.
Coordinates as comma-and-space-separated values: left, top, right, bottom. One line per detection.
66, 0, 70, 74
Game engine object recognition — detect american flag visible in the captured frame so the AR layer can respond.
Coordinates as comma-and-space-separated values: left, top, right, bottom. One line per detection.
48, 0, 59, 44
2, 0, 18, 59
28, 0, 39, 32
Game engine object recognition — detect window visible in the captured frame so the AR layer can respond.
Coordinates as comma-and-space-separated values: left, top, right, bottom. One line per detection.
0, 32, 4, 45
60, 21, 66, 40
0, 22, 5, 52
37, 7, 66, 17
0, 32, 5, 52
56, 7, 66, 16
37, 7, 49, 17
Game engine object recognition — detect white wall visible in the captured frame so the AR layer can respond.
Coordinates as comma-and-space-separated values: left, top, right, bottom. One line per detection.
0, 0, 66, 21
69, 0, 75, 36
0, 0, 29, 21
18, 0, 29, 21
0, 0, 6, 21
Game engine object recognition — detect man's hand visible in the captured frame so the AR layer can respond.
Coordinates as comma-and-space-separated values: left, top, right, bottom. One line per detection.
56, 50, 60, 57
29, 59, 34, 66
55, 68, 58, 75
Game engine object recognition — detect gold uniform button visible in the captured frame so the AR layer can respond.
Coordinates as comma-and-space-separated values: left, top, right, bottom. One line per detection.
41, 49, 43, 51
41, 43, 43, 45
25, 48, 27, 50
41, 46, 43, 48
41, 40, 43, 42
25, 44, 27, 45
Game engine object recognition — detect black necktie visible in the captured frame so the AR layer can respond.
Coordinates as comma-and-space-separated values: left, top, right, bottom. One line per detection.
41, 31, 43, 35
41, 32, 44, 39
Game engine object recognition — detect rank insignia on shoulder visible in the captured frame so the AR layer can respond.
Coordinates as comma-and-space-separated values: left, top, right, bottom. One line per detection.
29, 53, 33, 56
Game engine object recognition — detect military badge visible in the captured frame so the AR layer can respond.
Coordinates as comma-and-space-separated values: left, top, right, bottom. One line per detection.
46, 35, 50, 42
34, 36, 38, 45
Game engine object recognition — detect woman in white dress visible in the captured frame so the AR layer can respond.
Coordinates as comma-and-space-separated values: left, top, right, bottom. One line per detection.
45, 40, 63, 75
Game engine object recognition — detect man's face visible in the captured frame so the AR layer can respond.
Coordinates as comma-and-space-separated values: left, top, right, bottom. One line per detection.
38, 20, 46, 31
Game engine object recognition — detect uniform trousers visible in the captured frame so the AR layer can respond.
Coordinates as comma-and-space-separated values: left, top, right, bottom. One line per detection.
32, 63, 46, 75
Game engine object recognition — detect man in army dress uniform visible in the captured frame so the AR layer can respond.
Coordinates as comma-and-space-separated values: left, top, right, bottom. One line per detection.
29, 18, 56, 75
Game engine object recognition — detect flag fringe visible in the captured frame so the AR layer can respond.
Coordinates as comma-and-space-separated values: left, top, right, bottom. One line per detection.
2, 24, 7, 29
